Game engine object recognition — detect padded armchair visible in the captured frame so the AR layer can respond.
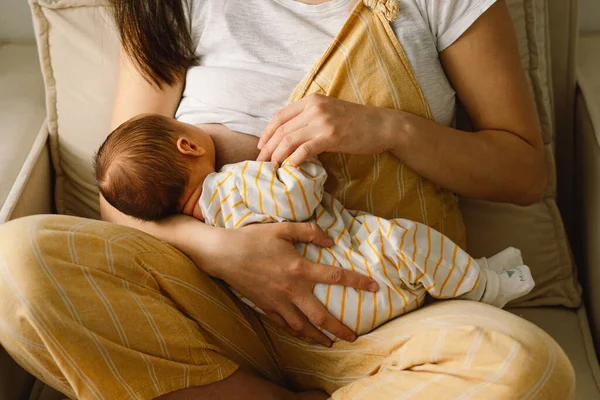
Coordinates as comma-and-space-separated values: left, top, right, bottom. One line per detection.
1, 1, 600, 399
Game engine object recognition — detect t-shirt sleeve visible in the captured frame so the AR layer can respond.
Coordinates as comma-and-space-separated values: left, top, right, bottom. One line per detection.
413, 0, 498, 52
188, 0, 206, 51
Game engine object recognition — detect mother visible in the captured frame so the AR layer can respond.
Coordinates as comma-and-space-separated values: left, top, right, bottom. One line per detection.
0, 0, 574, 399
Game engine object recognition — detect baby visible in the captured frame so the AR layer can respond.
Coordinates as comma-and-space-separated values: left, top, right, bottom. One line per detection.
95, 113, 535, 339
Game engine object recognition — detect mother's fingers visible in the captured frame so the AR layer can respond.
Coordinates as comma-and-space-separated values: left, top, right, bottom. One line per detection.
268, 127, 316, 164
264, 310, 289, 330
304, 262, 379, 293
277, 222, 334, 248
294, 295, 357, 343
265, 310, 305, 340
277, 303, 332, 347
257, 116, 311, 162
287, 136, 329, 166
258, 100, 307, 150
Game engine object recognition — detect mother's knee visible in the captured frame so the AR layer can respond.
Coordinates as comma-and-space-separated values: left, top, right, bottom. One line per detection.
0, 216, 63, 343
0, 215, 53, 275
0, 215, 102, 304
502, 321, 575, 399
1, 214, 81, 262
1, 215, 62, 293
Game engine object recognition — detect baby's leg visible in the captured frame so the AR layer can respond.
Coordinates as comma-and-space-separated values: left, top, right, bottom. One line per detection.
298, 237, 425, 339
358, 217, 534, 308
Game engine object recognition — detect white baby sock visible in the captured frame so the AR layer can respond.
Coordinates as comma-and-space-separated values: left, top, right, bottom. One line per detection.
476, 247, 524, 272
480, 265, 535, 308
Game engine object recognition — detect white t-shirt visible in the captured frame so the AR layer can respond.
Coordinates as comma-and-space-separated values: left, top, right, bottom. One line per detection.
176, 0, 497, 136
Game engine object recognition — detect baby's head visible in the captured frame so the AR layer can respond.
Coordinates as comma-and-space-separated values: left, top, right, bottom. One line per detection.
94, 113, 215, 221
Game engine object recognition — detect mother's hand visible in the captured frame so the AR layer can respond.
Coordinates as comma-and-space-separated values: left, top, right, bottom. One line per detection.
198, 221, 378, 347
257, 94, 394, 165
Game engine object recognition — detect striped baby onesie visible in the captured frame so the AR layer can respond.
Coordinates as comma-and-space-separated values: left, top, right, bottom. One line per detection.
199, 158, 534, 338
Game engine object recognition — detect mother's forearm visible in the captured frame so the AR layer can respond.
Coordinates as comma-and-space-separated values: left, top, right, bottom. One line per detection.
385, 110, 547, 205
100, 194, 221, 276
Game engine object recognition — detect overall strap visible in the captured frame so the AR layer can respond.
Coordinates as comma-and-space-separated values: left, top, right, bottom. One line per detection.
363, 0, 399, 22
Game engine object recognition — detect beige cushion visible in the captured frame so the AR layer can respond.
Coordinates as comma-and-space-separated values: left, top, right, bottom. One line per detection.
30, 0, 580, 306
30, 0, 119, 218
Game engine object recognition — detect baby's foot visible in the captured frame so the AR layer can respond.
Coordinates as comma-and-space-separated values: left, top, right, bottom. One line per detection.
479, 247, 524, 272
481, 265, 535, 308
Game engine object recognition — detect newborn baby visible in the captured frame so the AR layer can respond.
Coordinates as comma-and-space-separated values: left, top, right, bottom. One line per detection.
95, 113, 535, 339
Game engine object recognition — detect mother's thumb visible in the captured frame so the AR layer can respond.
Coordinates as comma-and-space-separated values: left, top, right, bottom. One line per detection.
280, 222, 334, 247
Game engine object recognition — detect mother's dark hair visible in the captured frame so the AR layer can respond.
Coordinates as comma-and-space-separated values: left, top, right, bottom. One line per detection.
110, 0, 198, 88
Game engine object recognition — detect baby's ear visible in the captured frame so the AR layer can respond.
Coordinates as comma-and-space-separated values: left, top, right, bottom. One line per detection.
177, 137, 206, 157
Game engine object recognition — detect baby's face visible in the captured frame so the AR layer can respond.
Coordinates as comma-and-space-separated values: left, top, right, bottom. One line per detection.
169, 121, 217, 221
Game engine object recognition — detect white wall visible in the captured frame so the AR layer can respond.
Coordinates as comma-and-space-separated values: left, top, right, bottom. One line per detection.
580, 0, 600, 32
0, 0, 35, 42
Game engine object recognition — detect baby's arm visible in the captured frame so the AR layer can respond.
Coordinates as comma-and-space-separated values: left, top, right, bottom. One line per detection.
231, 157, 327, 222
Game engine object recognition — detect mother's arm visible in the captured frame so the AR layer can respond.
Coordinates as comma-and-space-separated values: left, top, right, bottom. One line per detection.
389, 0, 546, 205
258, 1, 546, 206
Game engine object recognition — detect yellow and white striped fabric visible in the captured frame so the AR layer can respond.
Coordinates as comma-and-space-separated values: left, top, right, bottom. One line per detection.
200, 158, 492, 337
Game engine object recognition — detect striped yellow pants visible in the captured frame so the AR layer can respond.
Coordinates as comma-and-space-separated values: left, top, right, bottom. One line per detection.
0, 215, 574, 399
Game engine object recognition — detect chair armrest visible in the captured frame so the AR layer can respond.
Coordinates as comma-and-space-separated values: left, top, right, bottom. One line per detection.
575, 35, 600, 348
0, 123, 51, 400
0, 43, 51, 224
0, 121, 53, 223
0, 124, 51, 399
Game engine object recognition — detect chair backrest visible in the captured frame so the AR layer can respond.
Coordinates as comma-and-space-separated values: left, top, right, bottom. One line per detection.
548, 0, 579, 231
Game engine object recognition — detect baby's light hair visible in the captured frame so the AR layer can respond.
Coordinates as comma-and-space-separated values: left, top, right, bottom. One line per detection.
94, 114, 190, 220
